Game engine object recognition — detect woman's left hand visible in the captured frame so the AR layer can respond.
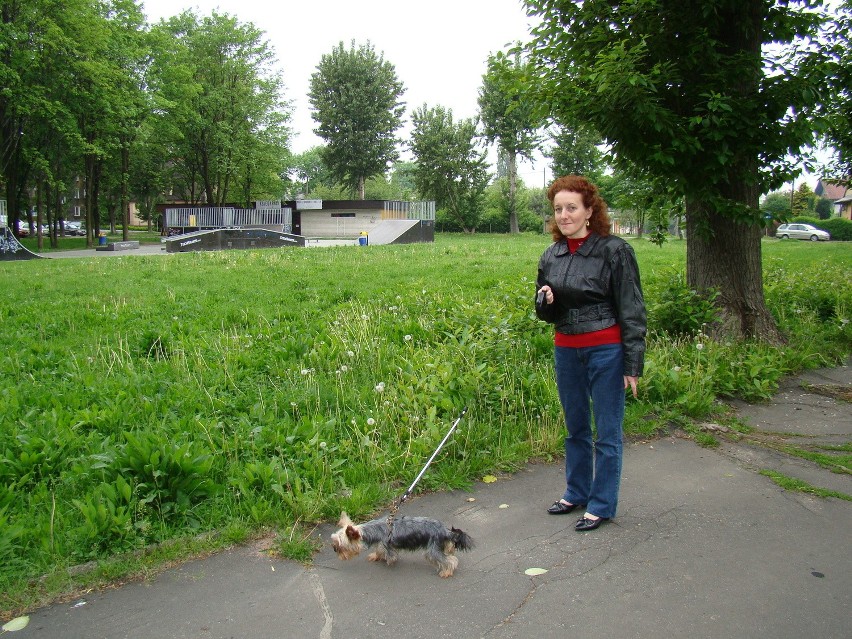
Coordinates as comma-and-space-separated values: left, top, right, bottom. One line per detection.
624, 375, 638, 398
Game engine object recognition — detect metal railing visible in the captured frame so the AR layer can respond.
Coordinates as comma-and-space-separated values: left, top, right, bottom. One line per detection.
165, 207, 292, 231
382, 201, 435, 221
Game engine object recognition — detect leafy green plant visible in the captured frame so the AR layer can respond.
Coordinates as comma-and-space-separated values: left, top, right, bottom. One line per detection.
71, 476, 136, 555
647, 271, 719, 338
117, 432, 220, 524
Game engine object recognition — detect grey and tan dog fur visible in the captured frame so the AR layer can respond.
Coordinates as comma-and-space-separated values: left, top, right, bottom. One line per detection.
330, 511, 474, 577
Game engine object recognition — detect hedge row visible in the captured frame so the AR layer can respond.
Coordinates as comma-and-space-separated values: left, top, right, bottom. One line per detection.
783, 216, 852, 241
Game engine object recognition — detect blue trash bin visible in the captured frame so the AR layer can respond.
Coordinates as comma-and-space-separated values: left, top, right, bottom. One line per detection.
98, 234, 107, 246
358, 236, 368, 246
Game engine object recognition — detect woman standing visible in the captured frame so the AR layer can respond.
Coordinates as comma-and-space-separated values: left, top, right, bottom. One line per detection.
535, 175, 646, 531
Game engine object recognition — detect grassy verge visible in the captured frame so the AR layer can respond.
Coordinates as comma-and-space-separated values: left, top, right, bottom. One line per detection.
759, 470, 852, 501
1, 233, 849, 616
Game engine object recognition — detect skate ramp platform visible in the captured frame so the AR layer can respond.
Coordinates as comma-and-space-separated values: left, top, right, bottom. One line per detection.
163, 228, 306, 253
366, 219, 434, 245
0, 225, 45, 261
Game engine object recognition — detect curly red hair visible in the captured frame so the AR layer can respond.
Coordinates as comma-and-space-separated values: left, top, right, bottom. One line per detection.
546, 175, 611, 241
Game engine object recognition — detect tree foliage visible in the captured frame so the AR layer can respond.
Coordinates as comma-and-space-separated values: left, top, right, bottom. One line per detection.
2, 1, 293, 246
547, 122, 606, 182
308, 40, 405, 199
150, 10, 291, 207
409, 105, 489, 233
822, 0, 852, 184
525, 0, 840, 341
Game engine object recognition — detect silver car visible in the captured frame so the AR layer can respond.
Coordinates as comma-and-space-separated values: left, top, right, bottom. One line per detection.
776, 223, 831, 241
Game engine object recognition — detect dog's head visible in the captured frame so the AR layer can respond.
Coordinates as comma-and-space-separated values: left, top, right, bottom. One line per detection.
330, 511, 363, 560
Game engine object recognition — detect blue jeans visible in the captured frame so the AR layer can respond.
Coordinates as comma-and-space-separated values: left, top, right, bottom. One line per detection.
554, 343, 625, 519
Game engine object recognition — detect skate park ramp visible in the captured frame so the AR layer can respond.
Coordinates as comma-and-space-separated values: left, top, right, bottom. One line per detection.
366, 219, 435, 245
0, 225, 45, 261
163, 228, 306, 253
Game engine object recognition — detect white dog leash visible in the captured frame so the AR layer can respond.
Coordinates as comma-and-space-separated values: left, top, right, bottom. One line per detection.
386, 406, 468, 534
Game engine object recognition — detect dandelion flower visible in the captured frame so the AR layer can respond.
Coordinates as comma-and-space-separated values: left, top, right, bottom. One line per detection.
319, 441, 327, 449
696, 343, 704, 351
404, 334, 412, 342
375, 382, 385, 393
367, 417, 376, 426
301, 368, 310, 375
347, 350, 355, 357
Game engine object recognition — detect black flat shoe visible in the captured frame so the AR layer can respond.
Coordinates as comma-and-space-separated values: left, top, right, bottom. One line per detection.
547, 501, 582, 515
575, 516, 609, 531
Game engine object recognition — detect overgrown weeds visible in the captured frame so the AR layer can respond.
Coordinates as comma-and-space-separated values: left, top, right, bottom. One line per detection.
0, 234, 849, 614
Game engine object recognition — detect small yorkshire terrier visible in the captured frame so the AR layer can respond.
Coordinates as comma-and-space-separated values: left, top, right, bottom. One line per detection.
330, 511, 474, 578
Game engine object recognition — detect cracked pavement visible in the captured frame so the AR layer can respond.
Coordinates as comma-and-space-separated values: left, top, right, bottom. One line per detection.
16, 359, 851, 639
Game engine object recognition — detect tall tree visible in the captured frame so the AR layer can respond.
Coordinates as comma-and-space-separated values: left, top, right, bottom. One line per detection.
823, 0, 852, 184
525, 0, 838, 342
0, 0, 86, 236
409, 104, 489, 233
308, 40, 405, 199
478, 49, 542, 233
289, 146, 331, 197
151, 10, 290, 207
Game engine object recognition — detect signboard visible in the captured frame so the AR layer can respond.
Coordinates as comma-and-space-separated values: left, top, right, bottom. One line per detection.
296, 199, 323, 210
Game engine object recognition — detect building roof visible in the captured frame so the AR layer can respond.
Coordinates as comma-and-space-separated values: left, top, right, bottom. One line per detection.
815, 180, 849, 200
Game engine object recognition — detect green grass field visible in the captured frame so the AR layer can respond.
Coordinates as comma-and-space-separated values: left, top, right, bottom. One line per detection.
1, 233, 849, 614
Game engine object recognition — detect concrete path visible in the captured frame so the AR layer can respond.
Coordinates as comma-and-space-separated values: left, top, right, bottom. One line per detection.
12, 360, 851, 639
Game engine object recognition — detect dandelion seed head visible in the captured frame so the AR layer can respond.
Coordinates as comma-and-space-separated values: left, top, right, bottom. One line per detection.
347, 350, 355, 357
696, 343, 704, 351
404, 334, 412, 342
367, 417, 376, 426
301, 368, 310, 375
375, 382, 385, 393
340, 365, 348, 372
319, 441, 327, 449
673, 366, 681, 372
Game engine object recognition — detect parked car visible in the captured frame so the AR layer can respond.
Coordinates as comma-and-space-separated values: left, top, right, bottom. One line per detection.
62, 221, 85, 236
776, 223, 831, 241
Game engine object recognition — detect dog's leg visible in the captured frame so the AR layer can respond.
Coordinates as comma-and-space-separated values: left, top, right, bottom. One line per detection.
426, 541, 458, 577
367, 541, 398, 566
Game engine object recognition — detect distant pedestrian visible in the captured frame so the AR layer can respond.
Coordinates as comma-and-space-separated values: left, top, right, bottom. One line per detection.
535, 175, 647, 531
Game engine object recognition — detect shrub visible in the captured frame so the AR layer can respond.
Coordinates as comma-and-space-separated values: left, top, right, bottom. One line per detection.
647, 271, 719, 338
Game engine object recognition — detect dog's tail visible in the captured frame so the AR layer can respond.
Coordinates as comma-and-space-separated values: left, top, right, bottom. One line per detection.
450, 527, 474, 552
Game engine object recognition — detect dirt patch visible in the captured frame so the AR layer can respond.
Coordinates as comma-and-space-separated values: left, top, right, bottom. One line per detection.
802, 383, 852, 402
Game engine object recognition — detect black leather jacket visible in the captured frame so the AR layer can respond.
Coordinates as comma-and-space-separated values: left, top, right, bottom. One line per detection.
535, 233, 646, 377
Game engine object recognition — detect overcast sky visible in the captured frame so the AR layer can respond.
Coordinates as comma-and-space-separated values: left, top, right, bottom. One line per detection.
141, 0, 550, 184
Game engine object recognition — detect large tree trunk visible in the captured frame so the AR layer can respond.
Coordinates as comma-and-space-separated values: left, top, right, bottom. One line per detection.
508, 152, 519, 233
121, 144, 130, 241
685, 197, 783, 343
84, 152, 96, 247
684, 0, 783, 344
